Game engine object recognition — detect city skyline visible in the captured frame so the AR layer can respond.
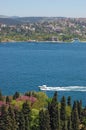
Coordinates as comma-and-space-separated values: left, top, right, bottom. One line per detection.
0, 0, 86, 18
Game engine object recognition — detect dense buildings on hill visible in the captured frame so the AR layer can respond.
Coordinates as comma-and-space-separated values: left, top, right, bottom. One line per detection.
0, 17, 86, 42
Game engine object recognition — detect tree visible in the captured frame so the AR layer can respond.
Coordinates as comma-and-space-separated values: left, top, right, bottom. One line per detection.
77, 100, 82, 120
22, 101, 31, 130
8, 106, 17, 130
30, 109, 39, 130
67, 116, 72, 130
62, 121, 68, 130
39, 109, 51, 130
60, 96, 67, 130
13, 91, 20, 100
60, 96, 66, 121
57, 105, 61, 130
18, 111, 25, 130
0, 105, 12, 130
14, 109, 20, 130
67, 96, 71, 107
72, 101, 79, 130
0, 89, 3, 101
14, 108, 26, 130
48, 92, 60, 130
6, 96, 10, 103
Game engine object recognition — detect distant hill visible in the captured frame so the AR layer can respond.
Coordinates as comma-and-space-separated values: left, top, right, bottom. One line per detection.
17, 17, 66, 23
0, 15, 86, 25
0, 15, 67, 25
17, 17, 46, 23
10, 16, 20, 18
0, 15, 9, 18
0, 17, 22, 25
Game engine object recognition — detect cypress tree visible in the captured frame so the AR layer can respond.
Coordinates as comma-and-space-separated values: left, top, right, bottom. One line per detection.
39, 109, 51, 130
22, 101, 31, 130
57, 106, 61, 130
13, 91, 20, 100
14, 108, 25, 130
18, 111, 25, 130
0, 89, 3, 101
62, 121, 68, 130
67, 116, 72, 130
48, 91, 60, 130
60, 96, 67, 130
6, 96, 10, 103
67, 96, 71, 107
0, 105, 12, 130
14, 109, 20, 130
72, 101, 79, 130
60, 96, 66, 121
8, 106, 17, 130
77, 100, 82, 120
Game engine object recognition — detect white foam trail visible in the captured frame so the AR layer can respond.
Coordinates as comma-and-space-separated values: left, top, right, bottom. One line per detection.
38, 85, 86, 91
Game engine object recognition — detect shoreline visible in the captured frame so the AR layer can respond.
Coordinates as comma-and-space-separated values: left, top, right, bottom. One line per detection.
0, 40, 86, 44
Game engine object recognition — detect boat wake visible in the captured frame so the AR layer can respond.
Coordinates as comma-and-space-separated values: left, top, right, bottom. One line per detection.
38, 85, 86, 91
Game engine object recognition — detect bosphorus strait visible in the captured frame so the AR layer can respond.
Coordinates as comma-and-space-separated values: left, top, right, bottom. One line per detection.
0, 42, 86, 105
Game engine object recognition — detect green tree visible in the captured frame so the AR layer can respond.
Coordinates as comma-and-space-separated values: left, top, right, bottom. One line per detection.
22, 101, 31, 130
60, 96, 67, 130
77, 100, 82, 120
67, 116, 72, 130
48, 92, 60, 130
0, 89, 3, 101
30, 109, 39, 130
39, 109, 51, 130
67, 96, 71, 107
72, 101, 79, 130
60, 96, 66, 121
14, 108, 25, 130
6, 96, 10, 103
18, 111, 25, 130
13, 91, 20, 100
14, 109, 20, 130
62, 121, 68, 130
57, 106, 61, 130
8, 106, 17, 130
0, 105, 12, 130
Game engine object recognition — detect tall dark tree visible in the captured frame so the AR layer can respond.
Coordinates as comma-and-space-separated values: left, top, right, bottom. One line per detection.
57, 106, 61, 130
22, 101, 31, 130
62, 121, 68, 130
18, 111, 25, 130
77, 100, 82, 120
60, 96, 66, 121
39, 109, 51, 130
13, 91, 20, 100
14, 109, 20, 130
8, 106, 17, 130
72, 101, 79, 130
6, 96, 10, 103
67, 116, 72, 130
48, 91, 60, 130
60, 96, 67, 130
67, 96, 71, 107
0, 89, 3, 101
14, 108, 25, 130
0, 105, 12, 130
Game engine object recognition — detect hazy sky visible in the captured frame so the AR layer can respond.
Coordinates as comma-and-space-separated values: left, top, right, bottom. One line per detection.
0, 0, 86, 17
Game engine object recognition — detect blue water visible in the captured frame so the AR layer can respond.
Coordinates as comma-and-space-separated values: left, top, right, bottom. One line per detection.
0, 42, 86, 105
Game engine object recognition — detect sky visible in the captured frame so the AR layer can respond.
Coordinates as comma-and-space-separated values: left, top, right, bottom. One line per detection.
0, 0, 86, 17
